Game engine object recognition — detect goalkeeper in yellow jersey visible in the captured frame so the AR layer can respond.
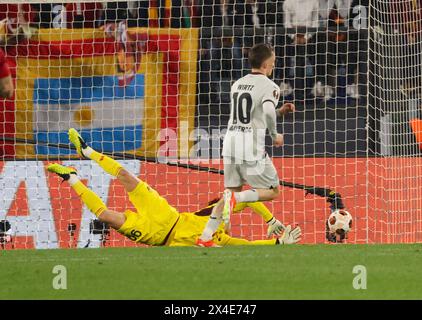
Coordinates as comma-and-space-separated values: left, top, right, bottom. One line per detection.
46, 128, 301, 247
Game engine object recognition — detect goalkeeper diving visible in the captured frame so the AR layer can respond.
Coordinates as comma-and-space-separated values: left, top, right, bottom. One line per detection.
46, 128, 302, 247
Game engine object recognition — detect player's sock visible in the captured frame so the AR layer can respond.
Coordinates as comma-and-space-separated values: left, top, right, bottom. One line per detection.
68, 128, 122, 177
199, 215, 222, 241
68, 175, 107, 217
246, 202, 273, 222
252, 239, 278, 245
223, 237, 278, 246
234, 189, 259, 203
89, 151, 123, 177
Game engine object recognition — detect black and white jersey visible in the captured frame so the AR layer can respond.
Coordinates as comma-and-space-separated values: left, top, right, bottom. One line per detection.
222, 73, 281, 161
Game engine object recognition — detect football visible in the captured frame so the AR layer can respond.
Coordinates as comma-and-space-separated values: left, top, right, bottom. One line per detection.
326, 209, 353, 243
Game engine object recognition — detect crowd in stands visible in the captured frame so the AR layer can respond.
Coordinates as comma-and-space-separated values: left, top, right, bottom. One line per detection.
4, 1, 420, 105
197, 0, 369, 104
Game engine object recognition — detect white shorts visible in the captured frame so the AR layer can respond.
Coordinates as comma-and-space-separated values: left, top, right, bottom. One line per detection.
223, 154, 280, 189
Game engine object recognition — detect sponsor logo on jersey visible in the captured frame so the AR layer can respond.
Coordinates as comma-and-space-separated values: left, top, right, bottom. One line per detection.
228, 125, 253, 133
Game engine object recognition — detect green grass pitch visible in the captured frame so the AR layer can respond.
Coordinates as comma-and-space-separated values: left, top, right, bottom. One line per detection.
1, 244, 422, 300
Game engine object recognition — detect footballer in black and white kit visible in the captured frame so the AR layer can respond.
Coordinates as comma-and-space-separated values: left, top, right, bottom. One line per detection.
197, 43, 300, 248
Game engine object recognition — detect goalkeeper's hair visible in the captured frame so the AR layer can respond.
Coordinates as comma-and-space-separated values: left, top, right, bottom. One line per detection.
248, 43, 274, 69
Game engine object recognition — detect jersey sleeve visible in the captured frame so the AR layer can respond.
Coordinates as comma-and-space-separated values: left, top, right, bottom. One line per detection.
263, 100, 278, 140
261, 83, 281, 107
0, 49, 11, 79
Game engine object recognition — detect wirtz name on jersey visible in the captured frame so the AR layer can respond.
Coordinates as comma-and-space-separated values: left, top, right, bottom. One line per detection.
237, 84, 254, 91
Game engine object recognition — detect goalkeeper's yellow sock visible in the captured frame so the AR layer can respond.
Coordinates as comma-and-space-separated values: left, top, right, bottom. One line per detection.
249, 239, 278, 245
68, 175, 107, 217
246, 202, 274, 223
85, 149, 123, 177
224, 237, 277, 246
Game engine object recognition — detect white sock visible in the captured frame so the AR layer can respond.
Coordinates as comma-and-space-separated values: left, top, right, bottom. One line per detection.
200, 215, 222, 241
68, 174, 80, 186
83, 146, 94, 158
234, 189, 259, 203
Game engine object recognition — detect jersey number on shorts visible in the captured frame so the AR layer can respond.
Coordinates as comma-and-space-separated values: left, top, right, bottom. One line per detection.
128, 229, 142, 241
232, 92, 252, 125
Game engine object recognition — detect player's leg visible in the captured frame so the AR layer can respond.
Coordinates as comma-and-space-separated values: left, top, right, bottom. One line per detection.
196, 198, 225, 247
196, 158, 243, 246
167, 212, 273, 247
219, 157, 246, 224
231, 154, 280, 202
220, 155, 279, 228
216, 232, 278, 246
219, 186, 243, 234
226, 186, 279, 203
46, 163, 126, 230
253, 187, 280, 201
115, 168, 140, 193
96, 210, 126, 230
69, 128, 173, 215
69, 128, 139, 192
216, 225, 301, 246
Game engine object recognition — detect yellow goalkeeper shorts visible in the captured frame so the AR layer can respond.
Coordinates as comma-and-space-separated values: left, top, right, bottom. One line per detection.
117, 181, 179, 246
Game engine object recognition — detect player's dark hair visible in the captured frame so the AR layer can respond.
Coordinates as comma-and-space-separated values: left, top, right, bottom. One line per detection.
248, 43, 274, 69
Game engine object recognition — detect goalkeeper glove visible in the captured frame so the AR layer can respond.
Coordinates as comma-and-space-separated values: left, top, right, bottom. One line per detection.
279, 225, 302, 245
266, 217, 285, 238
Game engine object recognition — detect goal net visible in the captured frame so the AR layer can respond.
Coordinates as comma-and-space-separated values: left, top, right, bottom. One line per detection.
369, 0, 422, 243
0, 0, 419, 249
